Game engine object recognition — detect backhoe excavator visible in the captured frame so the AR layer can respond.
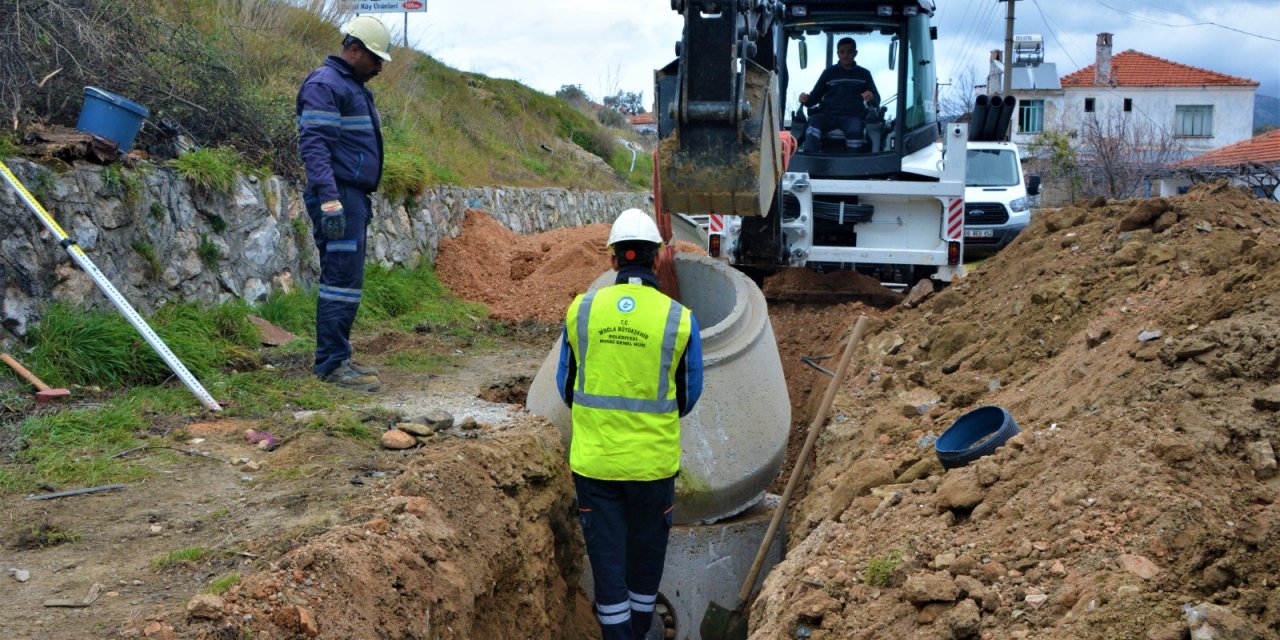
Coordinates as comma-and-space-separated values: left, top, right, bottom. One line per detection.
655, 0, 978, 289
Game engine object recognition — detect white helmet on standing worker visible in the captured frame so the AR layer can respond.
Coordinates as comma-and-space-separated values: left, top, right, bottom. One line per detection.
341, 15, 393, 61
608, 208, 662, 247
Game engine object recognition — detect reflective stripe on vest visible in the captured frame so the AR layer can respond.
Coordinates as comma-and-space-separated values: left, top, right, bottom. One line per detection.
572, 291, 683, 414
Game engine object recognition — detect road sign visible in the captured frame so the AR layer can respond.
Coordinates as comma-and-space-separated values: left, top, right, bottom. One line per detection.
352, 0, 426, 12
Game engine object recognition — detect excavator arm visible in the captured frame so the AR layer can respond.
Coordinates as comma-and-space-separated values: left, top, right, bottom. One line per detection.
656, 0, 786, 218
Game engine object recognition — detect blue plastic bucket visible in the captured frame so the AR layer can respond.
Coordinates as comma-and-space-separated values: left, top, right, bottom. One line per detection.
76, 87, 150, 152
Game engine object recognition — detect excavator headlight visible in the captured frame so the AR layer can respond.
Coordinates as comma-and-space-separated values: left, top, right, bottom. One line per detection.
904, 6, 919, 16
877, 5, 893, 16
790, 5, 806, 16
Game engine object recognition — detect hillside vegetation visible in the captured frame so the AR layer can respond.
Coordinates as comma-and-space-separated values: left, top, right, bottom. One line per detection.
0, 0, 652, 197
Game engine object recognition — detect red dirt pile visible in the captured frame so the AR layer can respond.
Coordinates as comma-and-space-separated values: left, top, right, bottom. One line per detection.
435, 210, 612, 324
437, 210, 707, 324
750, 182, 1280, 639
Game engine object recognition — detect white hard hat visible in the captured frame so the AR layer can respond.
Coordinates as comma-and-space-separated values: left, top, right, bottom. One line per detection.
341, 15, 393, 61
608, 208, 662, 246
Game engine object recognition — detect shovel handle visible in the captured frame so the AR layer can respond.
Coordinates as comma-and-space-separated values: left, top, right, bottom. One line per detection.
734, 315, 870, 605
0, 353, 51, 392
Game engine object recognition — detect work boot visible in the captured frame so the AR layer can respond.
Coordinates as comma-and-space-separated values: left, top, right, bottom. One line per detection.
322, 363, 380, 392
346, 359, 379, 376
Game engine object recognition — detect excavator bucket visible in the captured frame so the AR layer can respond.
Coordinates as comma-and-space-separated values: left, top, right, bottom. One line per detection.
657, 61, 783, 218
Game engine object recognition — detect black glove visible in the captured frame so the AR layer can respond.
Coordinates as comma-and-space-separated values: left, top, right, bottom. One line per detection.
320, 200, 345, 240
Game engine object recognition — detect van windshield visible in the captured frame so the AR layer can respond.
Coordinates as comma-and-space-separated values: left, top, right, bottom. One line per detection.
966, 149, 1019, 187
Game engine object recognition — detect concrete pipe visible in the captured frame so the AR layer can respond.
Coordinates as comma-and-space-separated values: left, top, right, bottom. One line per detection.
526, 252, 790, 525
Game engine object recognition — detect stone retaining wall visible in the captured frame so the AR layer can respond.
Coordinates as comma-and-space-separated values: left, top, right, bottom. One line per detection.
0, 158, 649, 334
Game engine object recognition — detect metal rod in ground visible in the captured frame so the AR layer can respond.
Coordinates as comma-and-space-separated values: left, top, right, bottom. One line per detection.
0, 159, 223, 411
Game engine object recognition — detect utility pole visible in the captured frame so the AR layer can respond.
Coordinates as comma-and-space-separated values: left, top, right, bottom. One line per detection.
1001, 0, 1016, 94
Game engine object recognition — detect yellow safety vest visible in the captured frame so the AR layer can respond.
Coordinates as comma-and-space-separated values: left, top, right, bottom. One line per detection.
565, 282, 693, 481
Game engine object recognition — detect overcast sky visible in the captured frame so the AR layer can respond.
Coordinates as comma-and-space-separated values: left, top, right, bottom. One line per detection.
394, 0, 1279, 105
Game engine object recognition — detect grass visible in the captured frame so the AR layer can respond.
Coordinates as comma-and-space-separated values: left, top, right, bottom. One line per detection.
31, 167, 57, 206
386, 351, 456, 374
197, 233, 224, 269
132, 240, 163, 273
301, 411, 378, 442
358, 259, 488, 335
169, 147, 242, 194
13, 524, 82, 549
865, 550, 903, 587
208, 572, 242, 595
152, 546, 216, 570
5, 403, 149, 492
149, 202, 166, 221
0, 260, 485, 494
254, 285, 317, 338
0, 132, 17, 157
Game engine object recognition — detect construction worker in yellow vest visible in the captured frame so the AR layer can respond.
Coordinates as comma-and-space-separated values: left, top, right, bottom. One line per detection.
555, 208, 704, 640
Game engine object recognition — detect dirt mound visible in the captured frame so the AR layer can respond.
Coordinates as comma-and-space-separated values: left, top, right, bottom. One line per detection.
437, 210, 709, 324
436, 211, 610, 323
177, 419, 595, 640
751, 181, 1280, 638
764, 267, 906, 306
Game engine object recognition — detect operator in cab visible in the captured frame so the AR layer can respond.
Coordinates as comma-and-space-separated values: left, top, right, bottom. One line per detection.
798, 36, 879, 154
555, 209, 704, 639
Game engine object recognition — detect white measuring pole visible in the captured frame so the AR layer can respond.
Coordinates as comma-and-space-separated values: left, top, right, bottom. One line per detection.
0, 159, 223, 411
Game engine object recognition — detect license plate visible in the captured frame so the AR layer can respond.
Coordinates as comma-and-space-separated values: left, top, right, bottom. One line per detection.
965, 229, 994, 238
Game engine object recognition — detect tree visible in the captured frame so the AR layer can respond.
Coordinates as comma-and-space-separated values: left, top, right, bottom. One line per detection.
1028, 129, 1081, 204
939, 66, 980, 121
556, 84, 593, 111
1076, 107, 1186, 199
602, 90, 646, 116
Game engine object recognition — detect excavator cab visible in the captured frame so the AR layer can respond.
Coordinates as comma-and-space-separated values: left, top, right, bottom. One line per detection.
656, 1, 939, 218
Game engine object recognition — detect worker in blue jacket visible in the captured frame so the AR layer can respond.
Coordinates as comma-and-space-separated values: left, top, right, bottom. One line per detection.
296, 15, 392, 391
555, 209, 704, 640
799, 36, 880, 153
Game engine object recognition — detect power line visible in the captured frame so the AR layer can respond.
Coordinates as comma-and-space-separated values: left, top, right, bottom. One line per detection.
1093, 0, 1280, 43
1029, 0, 1080, 70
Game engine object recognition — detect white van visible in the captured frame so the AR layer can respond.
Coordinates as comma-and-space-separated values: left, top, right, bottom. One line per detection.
964, 141, 1039, 255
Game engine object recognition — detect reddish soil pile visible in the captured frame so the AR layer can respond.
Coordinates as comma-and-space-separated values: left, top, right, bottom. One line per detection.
436, 210, 612, 324
437, 210, 709, 324
751, 182, 1280, 639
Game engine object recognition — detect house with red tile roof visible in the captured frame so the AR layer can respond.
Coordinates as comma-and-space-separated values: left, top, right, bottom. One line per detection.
1056, 33, 1258, 156
1155, 129, 1280, 200
629, 112, 658, 136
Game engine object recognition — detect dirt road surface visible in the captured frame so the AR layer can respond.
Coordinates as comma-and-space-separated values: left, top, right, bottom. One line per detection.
4, 182, 1280, 639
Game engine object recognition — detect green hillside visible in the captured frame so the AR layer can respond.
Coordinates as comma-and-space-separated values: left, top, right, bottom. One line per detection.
0, 0, 651, 198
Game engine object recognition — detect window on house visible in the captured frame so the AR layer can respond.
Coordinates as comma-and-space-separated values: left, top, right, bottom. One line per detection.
1123, 98, 1133, 112
1084, 97, 1095, 113
1019, 99, 1044, 134
1175, 105, 1213, 137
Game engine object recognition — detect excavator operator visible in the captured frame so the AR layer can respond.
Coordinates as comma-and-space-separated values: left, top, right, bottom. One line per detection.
798, 36, 880, 153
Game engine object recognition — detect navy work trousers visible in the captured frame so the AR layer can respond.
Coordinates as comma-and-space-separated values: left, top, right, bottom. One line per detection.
574, 473, 675, 640
306, 183, 370, 377
803, 111, 867, 152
